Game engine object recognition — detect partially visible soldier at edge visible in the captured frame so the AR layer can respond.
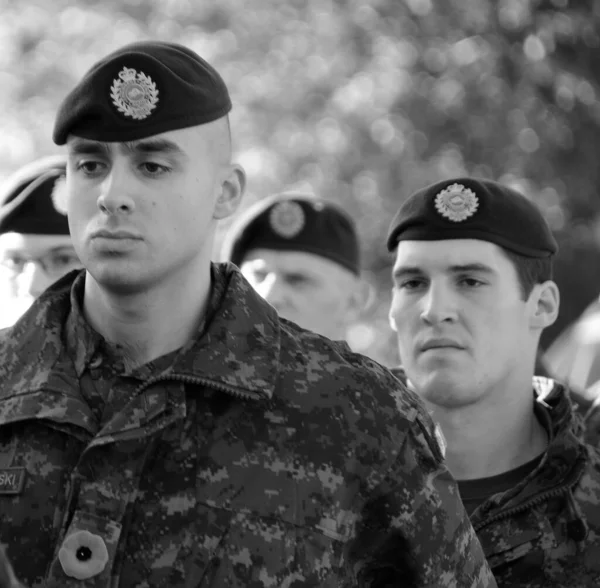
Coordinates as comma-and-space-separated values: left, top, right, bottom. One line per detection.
221, 192, 371, 342
0, 42, 496, 587
387, 177, 600, 587
0, 156, 82, 327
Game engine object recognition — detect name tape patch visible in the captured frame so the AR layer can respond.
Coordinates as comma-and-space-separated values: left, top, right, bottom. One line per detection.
0, 468, 26, 495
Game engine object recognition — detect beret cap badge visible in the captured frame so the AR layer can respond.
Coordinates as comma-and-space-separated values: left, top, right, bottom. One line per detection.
110, 66, 159, 120
268, 200, 306, 238
434, 183, 479, 222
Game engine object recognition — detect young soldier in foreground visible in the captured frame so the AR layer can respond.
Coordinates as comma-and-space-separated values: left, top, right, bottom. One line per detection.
0, 42, 495, 587
387, 178, 600, 587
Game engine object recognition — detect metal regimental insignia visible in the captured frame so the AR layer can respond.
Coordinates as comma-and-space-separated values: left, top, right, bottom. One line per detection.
269, 201, 306, 238
110, 67, 159, 120
434, 183, 479, 222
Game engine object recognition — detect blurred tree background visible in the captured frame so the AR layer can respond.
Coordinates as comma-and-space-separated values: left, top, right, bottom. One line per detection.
1, 0, 600, 366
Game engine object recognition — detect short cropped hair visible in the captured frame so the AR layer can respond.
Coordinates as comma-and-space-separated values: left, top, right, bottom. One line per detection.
502, 248, 553, 300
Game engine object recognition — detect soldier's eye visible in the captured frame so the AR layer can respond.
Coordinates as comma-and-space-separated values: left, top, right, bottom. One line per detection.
251, 269, 268, 283
140, 162, 170, 176
77, 161, 104, 175
1, 255, 27, 273
47, 253, 81, 272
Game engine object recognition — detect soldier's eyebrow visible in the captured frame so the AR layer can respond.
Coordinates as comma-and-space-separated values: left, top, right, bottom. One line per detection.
67, 137, 188, 159
392, 263, 496, 281
121, 138, 188, 158
67, 138, 108, 156
392, 266, 424, 282
284, 270, 317, 282
448, 263, 496, 275
47, 246, 78, 254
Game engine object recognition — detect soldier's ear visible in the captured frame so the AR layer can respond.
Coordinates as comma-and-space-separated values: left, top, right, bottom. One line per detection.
345, 277, 376, 323
529, 280, 559, 330
213, 163, 246, 220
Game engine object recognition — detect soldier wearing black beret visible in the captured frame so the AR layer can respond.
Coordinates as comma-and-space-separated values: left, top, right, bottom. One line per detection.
221, 191, 372, 341
386, 177, 557, 257
0, 155, 81, 326
0, 42, 496, 588
387, 177, 600, 587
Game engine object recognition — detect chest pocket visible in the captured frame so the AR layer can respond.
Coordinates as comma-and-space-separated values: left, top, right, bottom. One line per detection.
478, 507, 552, 565
190, 397, 356, 587
479, 505, 600, 587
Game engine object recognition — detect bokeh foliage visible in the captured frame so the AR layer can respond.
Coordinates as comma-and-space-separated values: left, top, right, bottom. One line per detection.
1, 0, 600, 364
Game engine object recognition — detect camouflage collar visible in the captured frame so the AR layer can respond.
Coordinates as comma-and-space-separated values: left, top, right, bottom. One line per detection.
64, 270, 106, 376
0, 263, 281, 401
167, 263, 282, 399
388, 370, 588, 524
474, 378, 587, 520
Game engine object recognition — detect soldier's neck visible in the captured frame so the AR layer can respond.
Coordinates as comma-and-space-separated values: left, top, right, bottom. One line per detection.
82, 265, 212, 370
429, 390, 549, 481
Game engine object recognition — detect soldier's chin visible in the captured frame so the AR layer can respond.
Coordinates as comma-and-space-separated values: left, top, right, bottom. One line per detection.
87, 265, 151, 296
425, 386, 480, 410
412, 372, 475, 407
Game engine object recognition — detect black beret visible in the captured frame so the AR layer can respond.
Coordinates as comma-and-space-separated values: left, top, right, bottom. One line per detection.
53, 41, 231, 145
221, 193, 361, 275
387, 177, 558, 258
0, 156, 69, 235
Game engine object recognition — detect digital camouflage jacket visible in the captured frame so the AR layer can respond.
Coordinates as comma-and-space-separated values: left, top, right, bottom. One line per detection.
471, 377, 600, 588
0, 264, 495, 588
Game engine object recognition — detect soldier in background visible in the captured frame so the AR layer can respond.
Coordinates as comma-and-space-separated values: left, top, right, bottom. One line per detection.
387, 177, 600, 587
0, 156, 81, 327
221, 192, 372, 341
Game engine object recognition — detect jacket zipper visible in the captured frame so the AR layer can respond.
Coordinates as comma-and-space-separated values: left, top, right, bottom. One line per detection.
474, 463, 586, 532
133, 373, 265, 401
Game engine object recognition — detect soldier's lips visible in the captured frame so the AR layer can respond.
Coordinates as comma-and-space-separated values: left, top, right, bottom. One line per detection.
419, 338, 464, 352
89, 229, 144, 252
90, 229, 142, 240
